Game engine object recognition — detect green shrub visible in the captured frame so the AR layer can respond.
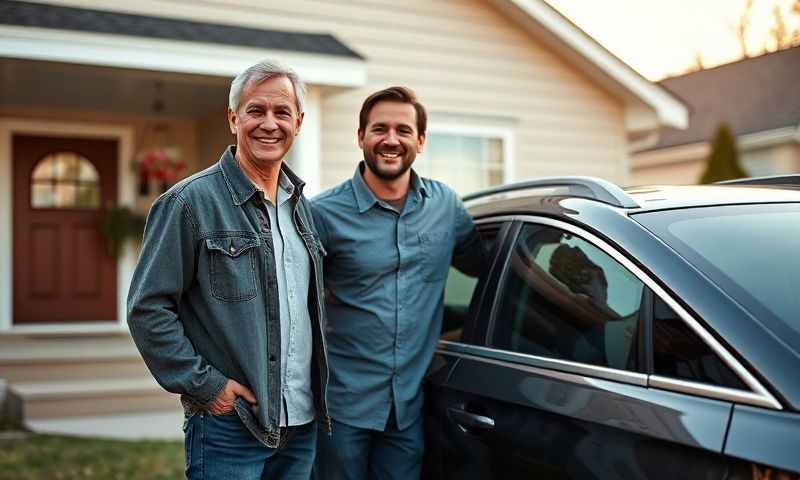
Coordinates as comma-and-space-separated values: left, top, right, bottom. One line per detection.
699, 122, 748, 184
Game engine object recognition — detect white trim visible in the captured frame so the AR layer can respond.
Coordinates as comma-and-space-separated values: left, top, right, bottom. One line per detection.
290, 86, 322, 196
0, 25, 367, 88
0, 119, 135, 334
632, 125, 800, 169
491, 0, 688, 131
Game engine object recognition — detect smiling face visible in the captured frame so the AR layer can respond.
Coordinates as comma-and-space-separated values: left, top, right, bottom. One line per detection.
227, 75, 303, 167
358, 101, 425, 181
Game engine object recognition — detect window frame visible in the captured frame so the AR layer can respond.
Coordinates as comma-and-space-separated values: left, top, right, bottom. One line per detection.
30, 151, 102, 210
440, 214, 781, 411
441, 219, 514, 346
418, 120, 515, 193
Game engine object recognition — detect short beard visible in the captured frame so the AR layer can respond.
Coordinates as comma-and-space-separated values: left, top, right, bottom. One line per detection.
363, 154, 413, 181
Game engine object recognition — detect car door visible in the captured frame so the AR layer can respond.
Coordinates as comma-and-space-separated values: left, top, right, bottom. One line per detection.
431, 217, 752, 480
424, 219, 512, 479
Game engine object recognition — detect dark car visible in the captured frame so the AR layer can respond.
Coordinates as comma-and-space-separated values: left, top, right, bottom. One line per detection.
423, 175, 800, 479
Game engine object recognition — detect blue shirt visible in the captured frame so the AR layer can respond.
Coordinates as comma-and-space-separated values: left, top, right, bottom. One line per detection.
260, 171, 313, 427
312, 163, 480, 430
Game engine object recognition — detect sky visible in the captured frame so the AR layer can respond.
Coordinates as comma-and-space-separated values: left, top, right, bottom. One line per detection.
545, 0, 800, 80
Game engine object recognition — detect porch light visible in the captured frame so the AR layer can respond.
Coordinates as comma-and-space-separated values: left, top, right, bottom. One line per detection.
135, 81, 185, 195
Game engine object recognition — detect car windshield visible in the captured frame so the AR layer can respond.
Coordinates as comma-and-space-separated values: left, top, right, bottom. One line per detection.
634, 203, 800, 353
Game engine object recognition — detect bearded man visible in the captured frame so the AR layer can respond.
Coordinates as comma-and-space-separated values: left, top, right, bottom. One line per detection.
311, 86, 484, 480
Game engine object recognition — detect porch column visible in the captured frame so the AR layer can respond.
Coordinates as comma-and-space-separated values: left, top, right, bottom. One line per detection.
289, 85, 322, 197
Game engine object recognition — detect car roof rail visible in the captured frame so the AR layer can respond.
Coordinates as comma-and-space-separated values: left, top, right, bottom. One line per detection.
463, 176, 639, 208
715, 174, 800, 187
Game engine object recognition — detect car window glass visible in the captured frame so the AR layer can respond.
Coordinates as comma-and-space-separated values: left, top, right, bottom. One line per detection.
441, 224, 501, 342
492, 223, 644, 371
634, 204, 800, 358
652, 296, 746, 390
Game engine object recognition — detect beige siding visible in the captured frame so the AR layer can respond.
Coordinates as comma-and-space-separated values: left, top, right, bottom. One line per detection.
632, 141, 800, 186
42, 0, 630, 189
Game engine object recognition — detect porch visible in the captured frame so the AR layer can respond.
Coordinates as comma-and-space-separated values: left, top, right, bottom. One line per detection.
0, 2, 364, 437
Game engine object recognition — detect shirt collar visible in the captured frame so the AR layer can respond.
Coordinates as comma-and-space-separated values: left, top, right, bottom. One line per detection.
352, 161, 428, 214
220, 145, 305, 206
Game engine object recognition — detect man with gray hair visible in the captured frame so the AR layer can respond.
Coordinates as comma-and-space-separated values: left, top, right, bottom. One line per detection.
128, 59, 330, 479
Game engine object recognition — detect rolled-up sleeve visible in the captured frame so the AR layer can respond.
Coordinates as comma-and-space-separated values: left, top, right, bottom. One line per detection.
126, 193, 227, 405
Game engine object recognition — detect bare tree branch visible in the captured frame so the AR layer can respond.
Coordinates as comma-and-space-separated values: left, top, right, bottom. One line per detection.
734, 0, 754, 58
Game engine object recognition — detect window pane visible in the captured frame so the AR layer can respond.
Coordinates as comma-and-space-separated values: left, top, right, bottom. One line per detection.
79, 159, 99, 181
53, 184, 77, 207
442, 226, 500, 342
29, 152, 100, 209
420, 132, 505, 195
442, 268, 478, 342
652, 296, 746, 389
492, 224, 643, 371
53, 152, 78, 179
76, 184, 101, 208
31, 183, 54, 208
31, 159, 53, 180
635, 204, 800, 356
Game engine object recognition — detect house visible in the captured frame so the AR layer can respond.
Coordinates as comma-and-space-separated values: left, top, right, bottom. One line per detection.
632, 45, 800, 185
0, 0, 686, 438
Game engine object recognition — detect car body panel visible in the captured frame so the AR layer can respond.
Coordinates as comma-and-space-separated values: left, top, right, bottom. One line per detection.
426, 347, 738, 479
724, 404, 800, 473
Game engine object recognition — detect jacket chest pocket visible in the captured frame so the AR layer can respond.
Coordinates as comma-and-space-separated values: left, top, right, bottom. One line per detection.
206, 236, 259, 302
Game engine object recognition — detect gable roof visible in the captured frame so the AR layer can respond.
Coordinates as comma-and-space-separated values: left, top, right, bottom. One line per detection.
0, 0, 362, 58
646, 45, 800, 151
491, 0, 688, 132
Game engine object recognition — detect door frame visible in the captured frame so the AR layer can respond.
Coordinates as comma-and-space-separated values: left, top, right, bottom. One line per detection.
0, 119, 135, 334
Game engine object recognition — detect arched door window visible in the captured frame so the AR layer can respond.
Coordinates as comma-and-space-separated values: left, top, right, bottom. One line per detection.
30, 152, 101, 209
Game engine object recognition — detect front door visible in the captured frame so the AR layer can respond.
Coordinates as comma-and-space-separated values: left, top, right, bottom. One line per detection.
12, 135, 118, 323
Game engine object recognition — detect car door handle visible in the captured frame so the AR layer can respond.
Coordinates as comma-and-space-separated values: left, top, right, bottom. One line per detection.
447, 407, 495, 431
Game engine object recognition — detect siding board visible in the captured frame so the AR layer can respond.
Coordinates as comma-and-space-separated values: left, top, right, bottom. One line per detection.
42, 0, 629, 187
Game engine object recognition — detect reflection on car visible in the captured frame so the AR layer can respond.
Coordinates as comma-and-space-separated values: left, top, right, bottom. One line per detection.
423, 175, 800, 479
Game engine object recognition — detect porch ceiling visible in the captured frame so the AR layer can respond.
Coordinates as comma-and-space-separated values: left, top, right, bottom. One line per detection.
0, 58, 229, 117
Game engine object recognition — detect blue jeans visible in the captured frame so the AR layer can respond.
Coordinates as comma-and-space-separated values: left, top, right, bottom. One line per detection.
315, 409, 423, 480
184, 411, 316, 479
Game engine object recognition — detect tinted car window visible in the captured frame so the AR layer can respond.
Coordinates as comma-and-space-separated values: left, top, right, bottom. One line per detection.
652, 296, 747, 389
492, 223, 644, 371
441, 224, 502, 342
634, 203, 800, 356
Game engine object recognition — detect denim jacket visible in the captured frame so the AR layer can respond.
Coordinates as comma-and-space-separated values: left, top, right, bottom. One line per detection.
127, 146, 329, 448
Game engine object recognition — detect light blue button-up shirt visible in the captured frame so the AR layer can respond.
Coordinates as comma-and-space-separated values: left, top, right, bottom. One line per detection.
263, 171, 314, 427
311, 163, 481, 430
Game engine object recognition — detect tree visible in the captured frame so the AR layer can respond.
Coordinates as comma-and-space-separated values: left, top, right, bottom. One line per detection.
733, 0, 754, 58
792, 0, 800, 45
699, 123, 748, 184
770, 5, 790, 50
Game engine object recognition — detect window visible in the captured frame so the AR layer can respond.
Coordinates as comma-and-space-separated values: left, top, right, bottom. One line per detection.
635, 204, 800, 355
441, 224, 503, 342
652, 296, 746, 389
492, 223, 644, 371
416, 125, 511, 195
30, 152, 100, 209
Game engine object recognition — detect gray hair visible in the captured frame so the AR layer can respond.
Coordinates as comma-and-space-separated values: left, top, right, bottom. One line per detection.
228, 59, 305, 113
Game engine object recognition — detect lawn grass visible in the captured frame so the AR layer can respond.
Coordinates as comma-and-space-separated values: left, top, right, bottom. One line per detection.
0, 432, 183, 480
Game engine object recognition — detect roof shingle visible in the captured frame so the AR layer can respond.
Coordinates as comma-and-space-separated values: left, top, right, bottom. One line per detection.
0, 0, 363, 59
645, 46, 800, 151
